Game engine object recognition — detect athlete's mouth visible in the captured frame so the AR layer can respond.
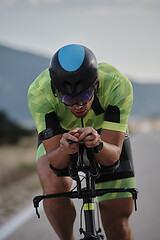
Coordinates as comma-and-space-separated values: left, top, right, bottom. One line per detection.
74, 109, 86, 113
72, 109, 88, 117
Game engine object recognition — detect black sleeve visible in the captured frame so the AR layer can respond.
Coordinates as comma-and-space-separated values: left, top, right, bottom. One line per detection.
104, 105, 120, 123
38, 112, 63, 141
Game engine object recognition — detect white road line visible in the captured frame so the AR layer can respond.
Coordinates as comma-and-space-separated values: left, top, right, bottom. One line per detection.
0, 204, 42, 240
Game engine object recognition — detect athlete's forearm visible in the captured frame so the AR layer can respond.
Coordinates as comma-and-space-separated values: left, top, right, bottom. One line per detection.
47, 147, 71, 169
95, 141, 121, 166
44, 132, 79, 169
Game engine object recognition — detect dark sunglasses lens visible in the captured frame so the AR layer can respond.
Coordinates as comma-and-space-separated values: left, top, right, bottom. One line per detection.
78, 87, 94, 104
60, 94, 73, 106
58, 86, 94, 106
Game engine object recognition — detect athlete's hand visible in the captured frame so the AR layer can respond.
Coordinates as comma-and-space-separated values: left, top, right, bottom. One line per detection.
59, 131, 80, 154
76, 127, 101, 148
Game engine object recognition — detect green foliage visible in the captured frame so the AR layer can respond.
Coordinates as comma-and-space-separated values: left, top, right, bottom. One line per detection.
0, 111, 34, 145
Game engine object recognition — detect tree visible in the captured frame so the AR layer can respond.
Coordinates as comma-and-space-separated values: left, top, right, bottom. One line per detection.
0, 111, 33, 144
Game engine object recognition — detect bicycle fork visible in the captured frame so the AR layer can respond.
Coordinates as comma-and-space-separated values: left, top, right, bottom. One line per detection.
79, 197, 104, 240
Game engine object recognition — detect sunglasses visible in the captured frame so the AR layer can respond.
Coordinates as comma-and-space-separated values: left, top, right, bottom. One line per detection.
57, 86, 95, 106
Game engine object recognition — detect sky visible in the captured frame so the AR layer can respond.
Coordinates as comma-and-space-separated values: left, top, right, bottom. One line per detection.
0, 0, 160, 83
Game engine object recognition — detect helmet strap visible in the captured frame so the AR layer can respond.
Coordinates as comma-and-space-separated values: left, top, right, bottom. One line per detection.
94, 81, 99, 94
51, 81, 58, 97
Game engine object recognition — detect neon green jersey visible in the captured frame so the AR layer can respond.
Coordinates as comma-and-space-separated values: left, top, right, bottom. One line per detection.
28, 63, 133, 135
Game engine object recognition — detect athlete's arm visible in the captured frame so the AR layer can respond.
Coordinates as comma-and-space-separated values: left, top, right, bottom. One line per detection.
97, 128, 125, 166
42, 132, 79, 169
75, 127, 125, 166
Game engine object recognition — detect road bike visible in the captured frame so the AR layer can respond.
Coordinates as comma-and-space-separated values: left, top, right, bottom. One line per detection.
33, 140, 138, 239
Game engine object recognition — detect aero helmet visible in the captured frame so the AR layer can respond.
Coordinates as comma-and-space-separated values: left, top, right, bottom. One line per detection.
49, 44, 98, 96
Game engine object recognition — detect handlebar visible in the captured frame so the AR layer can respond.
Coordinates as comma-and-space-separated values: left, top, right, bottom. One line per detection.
33, 187, 138, 218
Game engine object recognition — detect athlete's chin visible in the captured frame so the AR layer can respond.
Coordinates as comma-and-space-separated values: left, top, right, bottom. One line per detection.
72, 110, 88, 118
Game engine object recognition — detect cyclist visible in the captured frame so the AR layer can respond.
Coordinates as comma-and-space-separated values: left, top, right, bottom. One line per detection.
28, 44, 136, 240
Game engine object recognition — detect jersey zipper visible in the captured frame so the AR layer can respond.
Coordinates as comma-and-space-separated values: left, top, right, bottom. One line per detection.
81, 118, 84, 128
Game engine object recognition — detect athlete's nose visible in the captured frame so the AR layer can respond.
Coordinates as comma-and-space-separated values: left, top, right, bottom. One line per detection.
73, 104, 83, 110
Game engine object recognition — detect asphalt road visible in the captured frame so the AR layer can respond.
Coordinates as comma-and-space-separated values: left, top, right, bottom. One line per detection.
2, 132, 160, 240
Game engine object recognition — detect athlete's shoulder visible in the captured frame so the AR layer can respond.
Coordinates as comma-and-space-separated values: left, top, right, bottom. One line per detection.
98, 62, 132, 86
98, 62, 119, 74
97, 63, 133, 105
28, 69, 50, 93
27, 68, 54, 111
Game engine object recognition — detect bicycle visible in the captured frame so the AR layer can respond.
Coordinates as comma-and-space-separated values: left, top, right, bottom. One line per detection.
33, 140, 138, 240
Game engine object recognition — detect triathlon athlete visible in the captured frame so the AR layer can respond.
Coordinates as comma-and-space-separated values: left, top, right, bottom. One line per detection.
28, 44, 136, 240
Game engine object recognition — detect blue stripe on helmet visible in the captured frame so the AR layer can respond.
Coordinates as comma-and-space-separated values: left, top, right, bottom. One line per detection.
58, 44, 85, 72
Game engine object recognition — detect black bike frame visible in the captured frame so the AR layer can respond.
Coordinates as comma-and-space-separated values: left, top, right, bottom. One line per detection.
33, 143, 138, 240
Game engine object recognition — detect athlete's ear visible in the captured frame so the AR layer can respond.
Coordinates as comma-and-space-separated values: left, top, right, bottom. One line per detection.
53, 89, 58, 97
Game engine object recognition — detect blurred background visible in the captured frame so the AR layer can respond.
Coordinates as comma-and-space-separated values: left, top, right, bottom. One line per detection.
0, 1, 160, 240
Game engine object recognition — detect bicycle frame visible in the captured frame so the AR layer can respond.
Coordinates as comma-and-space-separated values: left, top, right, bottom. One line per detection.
33, 143, 138, 239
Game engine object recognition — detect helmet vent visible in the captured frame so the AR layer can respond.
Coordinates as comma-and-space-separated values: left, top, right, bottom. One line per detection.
64, 81, 72, 95
76, 81, 83, 94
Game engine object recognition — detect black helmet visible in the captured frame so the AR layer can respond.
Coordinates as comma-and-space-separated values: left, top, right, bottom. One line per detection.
49, 44, 98, 96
